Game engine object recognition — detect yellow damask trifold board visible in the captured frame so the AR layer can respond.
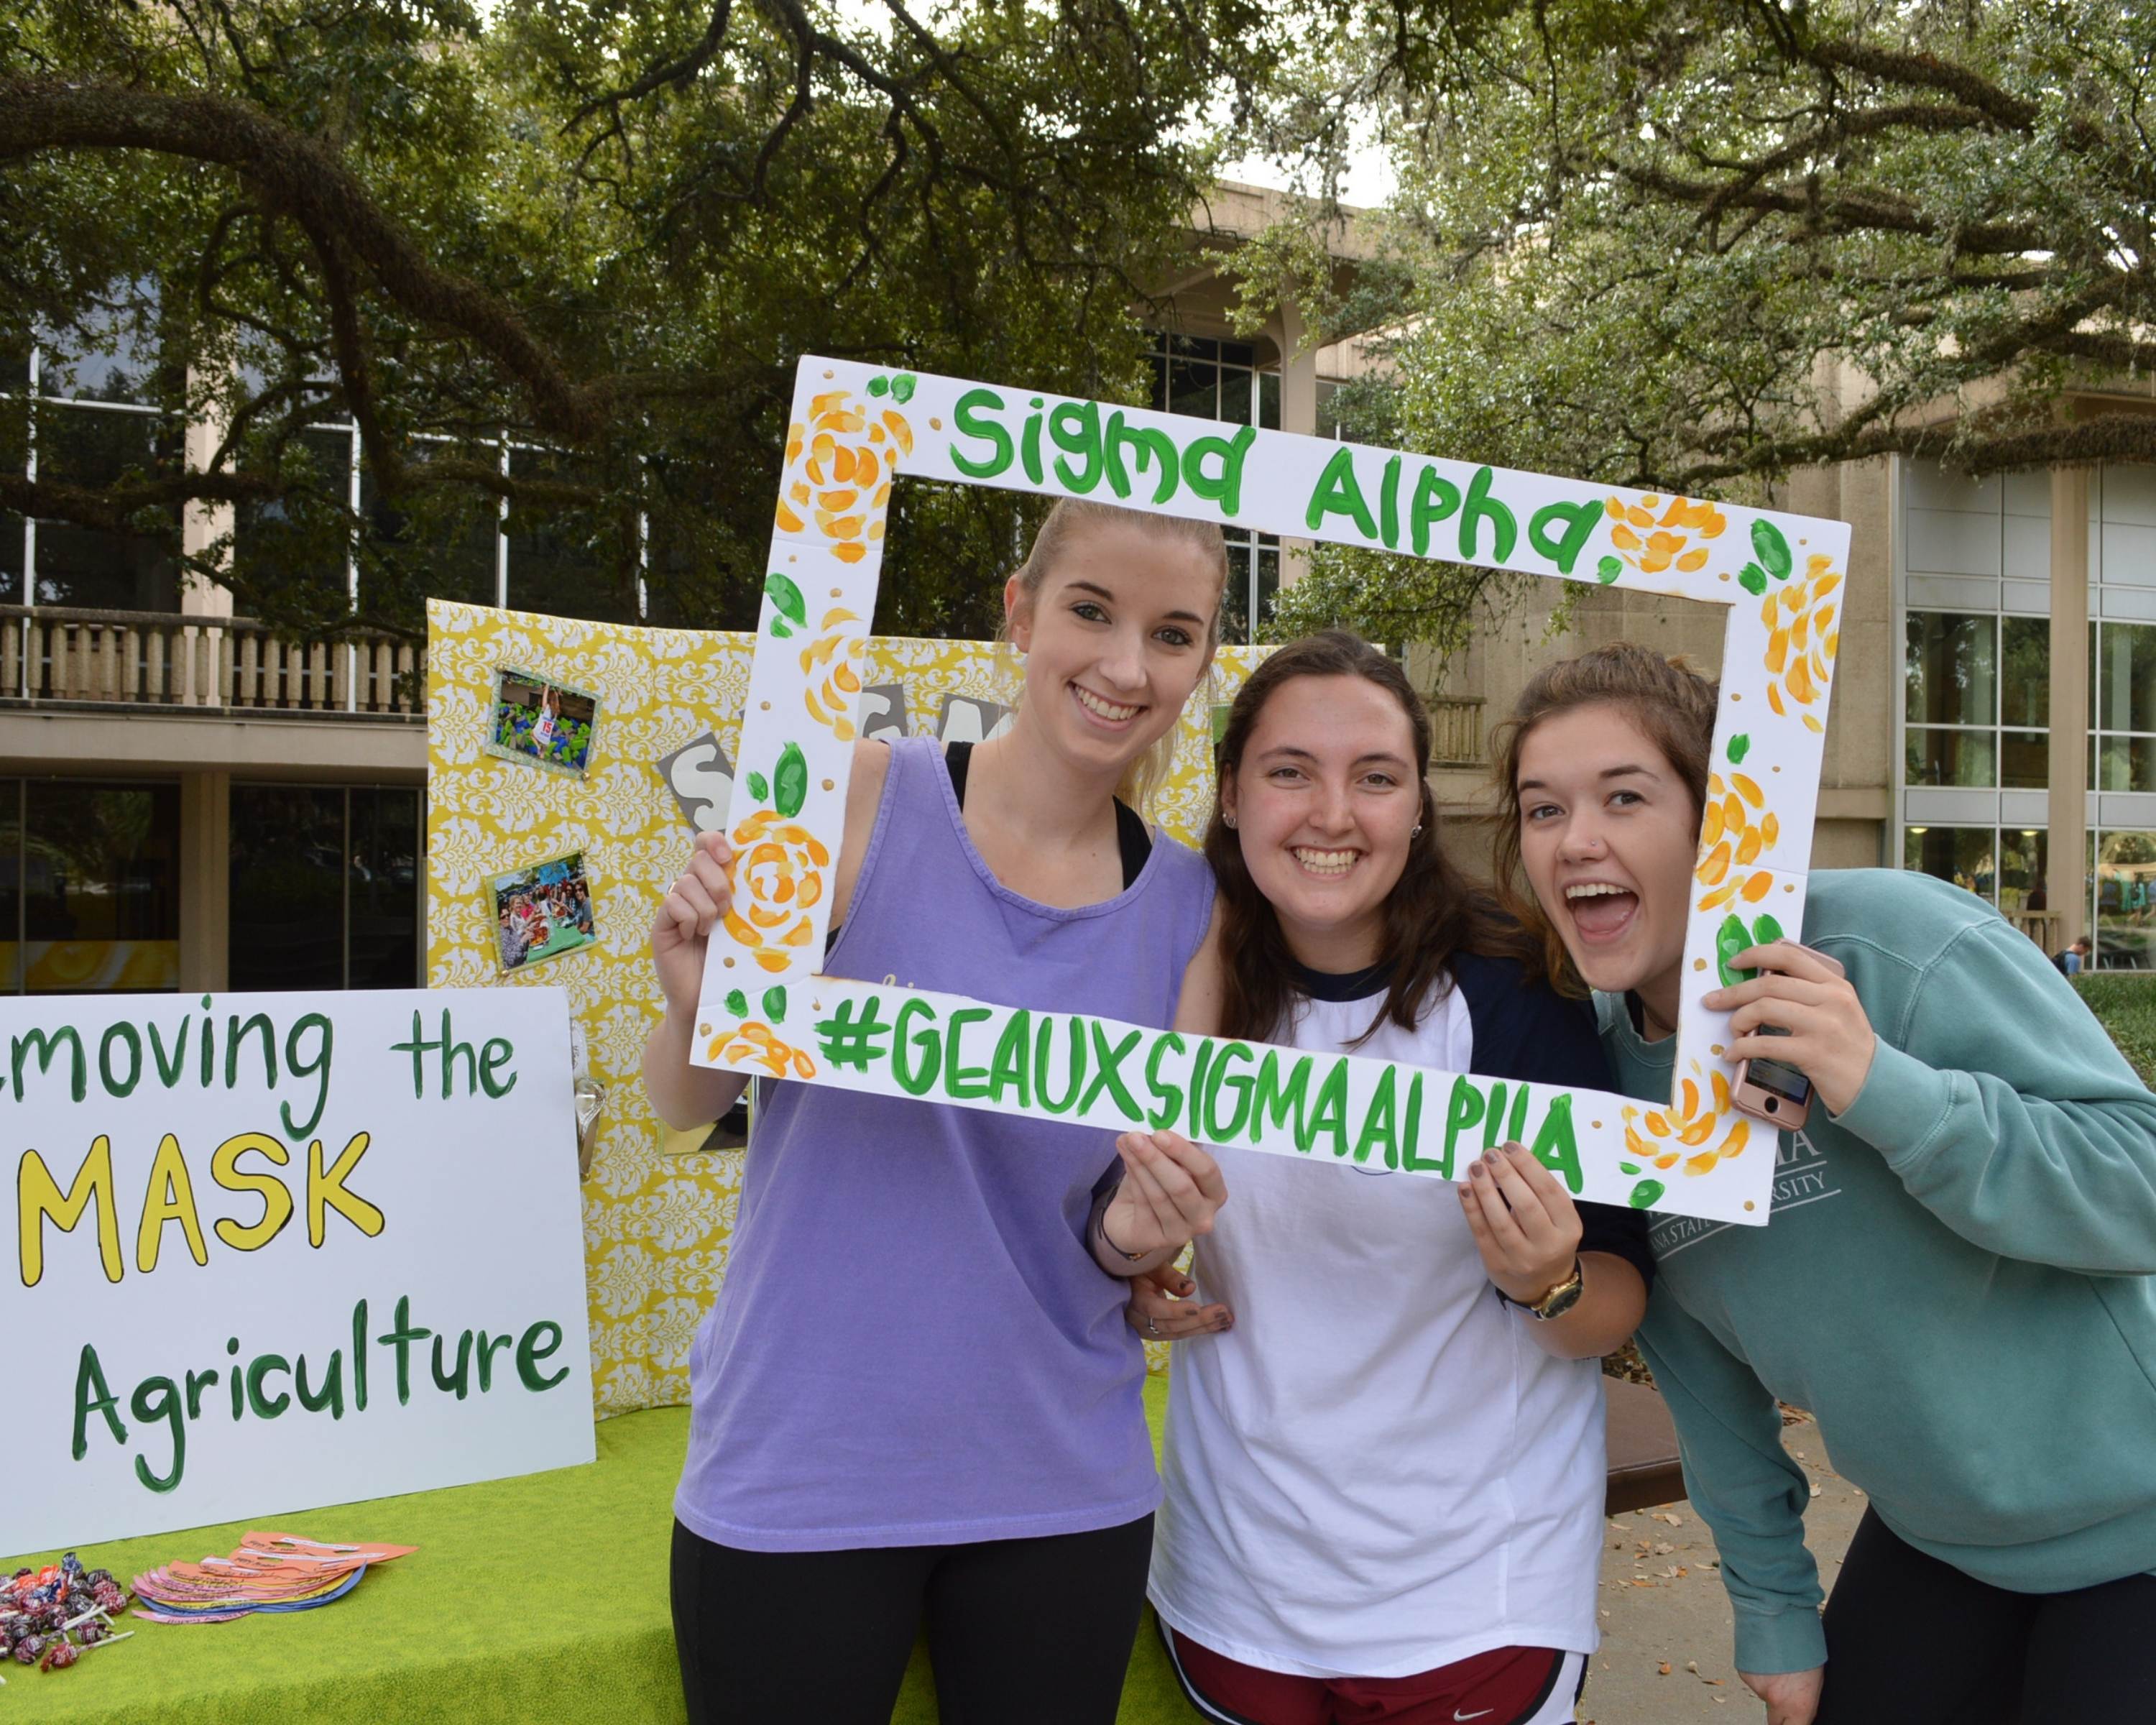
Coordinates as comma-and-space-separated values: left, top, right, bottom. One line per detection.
425, 599, 1262, 1416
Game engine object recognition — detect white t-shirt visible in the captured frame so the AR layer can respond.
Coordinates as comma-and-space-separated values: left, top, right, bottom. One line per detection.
1148, 959, 1618, 1679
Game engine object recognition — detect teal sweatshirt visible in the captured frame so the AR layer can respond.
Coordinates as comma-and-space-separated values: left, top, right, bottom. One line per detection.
1601, 869, 2156, 1676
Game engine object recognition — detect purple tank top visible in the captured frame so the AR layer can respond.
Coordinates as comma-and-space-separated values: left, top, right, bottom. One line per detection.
674, 736, 1215, 1550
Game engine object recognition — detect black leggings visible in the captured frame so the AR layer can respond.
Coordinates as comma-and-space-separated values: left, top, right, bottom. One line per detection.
1818, 1508, 2156, 1725
669, 1514, 1155, 1725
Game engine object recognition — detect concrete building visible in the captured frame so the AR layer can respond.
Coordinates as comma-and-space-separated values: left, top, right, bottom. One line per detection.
6, 191, 2151, 1000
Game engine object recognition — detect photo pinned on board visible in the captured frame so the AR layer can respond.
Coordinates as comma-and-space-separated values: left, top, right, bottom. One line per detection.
487, 667, 600, 777
490, 852, 599, 974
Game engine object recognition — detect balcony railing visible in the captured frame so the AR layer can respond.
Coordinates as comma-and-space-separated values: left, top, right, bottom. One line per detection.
0, 605, 423, 716
1429, 696, 1487, 767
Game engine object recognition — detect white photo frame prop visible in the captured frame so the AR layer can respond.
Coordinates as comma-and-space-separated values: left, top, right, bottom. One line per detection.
691, 359, 1851, 1225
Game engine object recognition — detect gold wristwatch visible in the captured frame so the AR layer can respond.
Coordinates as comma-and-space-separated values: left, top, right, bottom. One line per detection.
1508, 1256, 1585, 1322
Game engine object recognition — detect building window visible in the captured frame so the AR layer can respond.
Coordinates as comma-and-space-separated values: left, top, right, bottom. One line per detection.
2093, 831, 2156, 969
5, 316, 182, 612
1904, 612, 2055, 788
2092, 621, 2156, 792
0, 779, 181, 993
1146, 333, 1280, 644
229, 785, 422, 990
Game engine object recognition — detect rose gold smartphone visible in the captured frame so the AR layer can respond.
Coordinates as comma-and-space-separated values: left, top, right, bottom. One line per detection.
1731, 1044, 1812, 1131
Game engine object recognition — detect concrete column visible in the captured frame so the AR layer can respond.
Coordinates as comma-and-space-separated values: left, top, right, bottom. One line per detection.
1274, 295, 1318, 588
2047, 466, 2090, 947
180, 370, 235, 620
178, 769, 230, 993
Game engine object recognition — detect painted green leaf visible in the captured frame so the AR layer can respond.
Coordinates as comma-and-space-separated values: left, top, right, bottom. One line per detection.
1715, 912, 1752, 987
890, 374, 916, 403
1628, 1178, 1666, 1210
1596, 554, 1623, 584
1727, 733, 1751, 764
1619, 1162, 1641, 1177
762, 986, 788, 1024
1751, 518, 1793, 580
1736, 562, 1768, 597
1750, 912, 1786, 949
773, 741, 809, 817
747, 771, 769, 801
765, 571, 806, 639
724, 989, 748, 1019
866, 374, 890, 397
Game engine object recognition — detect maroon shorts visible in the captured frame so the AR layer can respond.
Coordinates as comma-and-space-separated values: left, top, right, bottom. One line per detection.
1161, 1624, 1587, 1725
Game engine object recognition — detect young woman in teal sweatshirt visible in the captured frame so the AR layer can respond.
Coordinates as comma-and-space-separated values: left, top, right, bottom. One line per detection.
1491, 643, 2156, 1725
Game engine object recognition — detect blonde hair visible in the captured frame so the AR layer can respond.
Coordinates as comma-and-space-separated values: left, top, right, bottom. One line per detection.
1488, 642, 1720, 993
1003, 497, 1227, 818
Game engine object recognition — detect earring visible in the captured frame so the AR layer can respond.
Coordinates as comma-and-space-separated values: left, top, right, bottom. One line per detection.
1411, 824, 1424, 839
1223, 814, 1237, 829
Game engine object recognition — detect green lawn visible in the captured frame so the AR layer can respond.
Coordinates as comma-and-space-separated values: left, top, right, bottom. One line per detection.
2075, 972, 2156, 1085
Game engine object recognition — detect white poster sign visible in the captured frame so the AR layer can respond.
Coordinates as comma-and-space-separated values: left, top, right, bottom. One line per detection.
1, 989, 594, 1557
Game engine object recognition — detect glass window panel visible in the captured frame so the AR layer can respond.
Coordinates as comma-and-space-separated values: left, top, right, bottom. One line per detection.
349, 787, 421, 988
2000, 616, 2050, 727
1902, 824, 1999, 903
361, 443, 497, 609
1219, 540, 1252, 648
37, 288, 165, 406
1167, 358, 1216, 419
228, 785, 345, 991
1998, 828, 2048, 914
33, 405, 180, 610
0, 344, 27, 390
2000, 730, 2048, 789
1146, 352, 1169, 415
2096, 735, 2156, 793
1259, 371, 1281, 433
1166, 334, 1216, 360
231, 426, 355, 616
22, 781, 180, 992
1904, 612, 1996, 727
0, 781, 20, 992
505, 449, 638, 624
2096, 622, 2156, 735
1256, 544, 1281, 635
2094, 831, 2156, 969
1218, 367, 1253, 427
1, 512, 22, 598
1904, 727, 1996, 787
1220, 341, 1256, 367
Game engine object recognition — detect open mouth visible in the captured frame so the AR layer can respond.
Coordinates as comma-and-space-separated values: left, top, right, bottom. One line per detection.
1071, 684, 1143, 727
1292, 847, 1360, 878
1564, 880, 1640, 943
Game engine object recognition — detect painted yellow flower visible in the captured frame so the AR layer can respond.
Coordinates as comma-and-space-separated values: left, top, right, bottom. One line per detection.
1763, 554, 1843, 735
1604, 493, 1729, 576
1623, 1063, 1750, 1177
724, 809, 831, 973
775, 386, 913, 564
802, 607, 867, 740
1695, 768, 1782, 910
704, 1019, 817, 1080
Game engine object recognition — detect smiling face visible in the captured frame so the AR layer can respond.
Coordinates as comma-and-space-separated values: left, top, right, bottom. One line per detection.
1222, 673, 1423, 972
1515, 702, 1700, 1018
1005, 517, 1220, 780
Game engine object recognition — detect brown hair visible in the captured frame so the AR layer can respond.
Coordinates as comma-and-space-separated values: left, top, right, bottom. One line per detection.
1206, 630, 1528, 1044
1489, 642, 1719, 993
1004, 497, 1228, 817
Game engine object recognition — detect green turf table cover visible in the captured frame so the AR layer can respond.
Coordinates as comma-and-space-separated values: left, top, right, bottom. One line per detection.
1, 1376, 1194, 1724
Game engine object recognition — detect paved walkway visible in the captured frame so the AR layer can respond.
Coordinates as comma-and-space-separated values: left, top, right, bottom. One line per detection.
1580, 1410, 1865, 1724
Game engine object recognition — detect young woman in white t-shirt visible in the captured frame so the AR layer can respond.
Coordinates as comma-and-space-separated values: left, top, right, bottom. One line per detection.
1135, 630, 1652, 1725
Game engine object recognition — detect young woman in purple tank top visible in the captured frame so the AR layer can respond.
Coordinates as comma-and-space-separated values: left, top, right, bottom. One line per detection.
643, 499, 1233, 1725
